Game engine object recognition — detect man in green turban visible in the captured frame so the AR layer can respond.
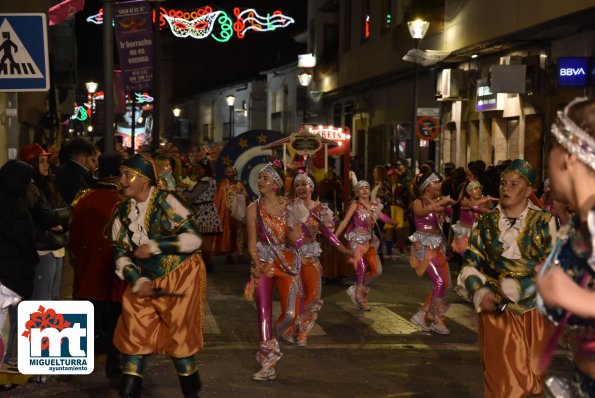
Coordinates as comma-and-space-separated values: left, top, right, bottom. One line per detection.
109, 154, 205, 398
457, 159, 557, 397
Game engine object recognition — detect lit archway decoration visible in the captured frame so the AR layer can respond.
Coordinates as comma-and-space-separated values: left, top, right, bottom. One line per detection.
86, 5, 295, 42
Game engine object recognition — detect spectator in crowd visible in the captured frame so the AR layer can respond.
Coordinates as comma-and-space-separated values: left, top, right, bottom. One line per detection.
539, 178, 571, 226
443, 162, 456, 179
0, 160, 38, 369
70, 153, 127, 378
58, 137, 97, 204
385, 168, 408, 257
318, 169, 343, 215
467, 160, 490, 197
154, 154, 177, 192
21, 144, 71, 302
371, 165, 392, 260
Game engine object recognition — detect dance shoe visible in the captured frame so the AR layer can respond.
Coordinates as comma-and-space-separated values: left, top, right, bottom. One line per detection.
410, 310, 431, 332
252, 366, 276, 381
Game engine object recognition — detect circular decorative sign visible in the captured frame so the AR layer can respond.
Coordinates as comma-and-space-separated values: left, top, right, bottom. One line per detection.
416, 116, 440, 140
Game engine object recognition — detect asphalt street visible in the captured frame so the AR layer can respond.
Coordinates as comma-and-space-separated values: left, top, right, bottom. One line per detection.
1, 254, 573, 397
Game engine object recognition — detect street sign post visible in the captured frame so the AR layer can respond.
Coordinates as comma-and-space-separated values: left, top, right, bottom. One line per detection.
0, 14, 49, 92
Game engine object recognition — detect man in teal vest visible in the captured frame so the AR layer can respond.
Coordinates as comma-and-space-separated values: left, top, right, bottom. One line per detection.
458, 159, 556, 398
109, 154, 205, 398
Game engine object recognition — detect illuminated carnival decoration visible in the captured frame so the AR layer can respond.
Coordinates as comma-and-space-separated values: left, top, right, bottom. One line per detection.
86, 5, 295, 42
70, 104, 90, 121
135, 92, 154, 103
306, 125, 351, 141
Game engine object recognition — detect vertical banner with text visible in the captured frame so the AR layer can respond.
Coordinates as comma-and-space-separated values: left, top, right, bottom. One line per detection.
113, 0, 153, 92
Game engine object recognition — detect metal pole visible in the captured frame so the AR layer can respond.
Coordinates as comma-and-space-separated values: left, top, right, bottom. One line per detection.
131, 92, 136, 152
150, 0, 163, 153
102, 0, 114, 154
411, 38, 420, 174
228, 106, 233, 140
6, 93, 18, 161
303, 86, 307, 123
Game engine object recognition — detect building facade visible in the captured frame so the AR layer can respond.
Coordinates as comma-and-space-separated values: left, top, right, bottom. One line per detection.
305, 0, 595, 181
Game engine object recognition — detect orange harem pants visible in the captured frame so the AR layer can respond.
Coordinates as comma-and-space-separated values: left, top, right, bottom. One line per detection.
301, 257, 323, 311
114, 254, 206, 358
478, 309, 554, 398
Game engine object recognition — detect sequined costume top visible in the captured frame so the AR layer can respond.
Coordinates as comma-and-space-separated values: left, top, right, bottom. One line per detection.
461, 203, 556, 314
299, 202, 342, 258
540, 212, 595, 330
459, 204, 483, 227
255, 198, 301, 275
110, 187, 202, 284
256, 200, 288, 245
409, 198, 446, 250
414, 203, 441, 232
345, 201, 390, 246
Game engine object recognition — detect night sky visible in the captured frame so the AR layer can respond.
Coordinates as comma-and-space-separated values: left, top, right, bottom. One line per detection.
76, 0, 307, 98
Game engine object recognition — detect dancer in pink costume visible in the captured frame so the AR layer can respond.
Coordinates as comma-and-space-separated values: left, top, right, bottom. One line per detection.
409, 171, 456, 335
335, 181, 395, 311
282, 172, 352, 346
245, 161, 305, 381
451, 180, 496, 255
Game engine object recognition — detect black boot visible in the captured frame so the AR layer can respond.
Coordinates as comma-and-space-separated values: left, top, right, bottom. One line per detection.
118, 374, 142, 398
105, 347, 122, 378
178, 372, 202, 398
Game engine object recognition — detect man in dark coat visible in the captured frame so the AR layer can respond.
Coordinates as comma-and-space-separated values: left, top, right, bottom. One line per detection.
58, 137, 97, 204
0, 160, 39, 299
0, 160, 39, 368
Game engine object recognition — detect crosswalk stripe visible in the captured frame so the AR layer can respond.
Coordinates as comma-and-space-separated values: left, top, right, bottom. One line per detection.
446, 303, 478, 333
205, 288, 477, 336
336, 301, 420, 335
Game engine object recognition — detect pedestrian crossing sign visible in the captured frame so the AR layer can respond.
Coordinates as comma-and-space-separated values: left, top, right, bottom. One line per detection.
0, 14, 49, 92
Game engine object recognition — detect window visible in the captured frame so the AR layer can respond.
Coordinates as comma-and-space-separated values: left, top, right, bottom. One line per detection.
333, 103, 342, 127
322, 24, 339, 63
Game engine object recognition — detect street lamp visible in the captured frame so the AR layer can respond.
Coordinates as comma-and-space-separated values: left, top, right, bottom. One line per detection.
85, 81, 98, 118
407, 19, 429, 174
298, 70, 312, 87
172, 107, 181, 118
225, 95, 235, 140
